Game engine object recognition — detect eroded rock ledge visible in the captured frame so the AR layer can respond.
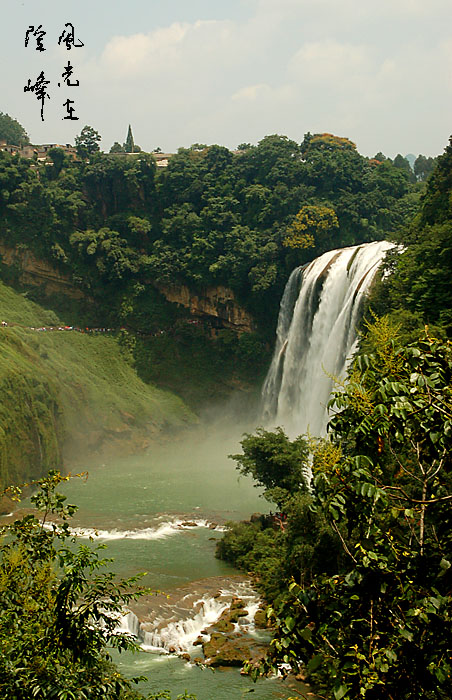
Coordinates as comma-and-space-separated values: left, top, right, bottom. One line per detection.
154, 282, 256, 334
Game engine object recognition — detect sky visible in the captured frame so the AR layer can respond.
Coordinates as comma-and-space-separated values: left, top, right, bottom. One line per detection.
3, 0, 452, 158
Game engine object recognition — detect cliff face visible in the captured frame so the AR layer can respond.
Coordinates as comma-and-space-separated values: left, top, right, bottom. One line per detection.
155, 282, 255, 334
0, 243, 255, 334
0, 244, 85, 299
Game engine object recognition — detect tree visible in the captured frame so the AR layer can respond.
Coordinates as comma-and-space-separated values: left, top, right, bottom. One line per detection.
0, 470, 149, 698
393, 153, 416, 183
300, 132, 357, 157
0, 112, 29, 146
124, 125, 141, 153
253, 322, 452, 700
414, 154, 436, 181
75, 125, 102, 159
230, 427, 309, 507
110, 141, 126, 153
369, 137, 452, 337
283, 204, 339, 252
47, 147, 66, 178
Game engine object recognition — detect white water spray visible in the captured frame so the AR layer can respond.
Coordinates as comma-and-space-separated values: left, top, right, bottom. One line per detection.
262, 241, 393, 438
116, 582, 261, 654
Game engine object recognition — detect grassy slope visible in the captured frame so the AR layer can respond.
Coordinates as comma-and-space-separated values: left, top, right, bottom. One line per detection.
0, 281, 194, 493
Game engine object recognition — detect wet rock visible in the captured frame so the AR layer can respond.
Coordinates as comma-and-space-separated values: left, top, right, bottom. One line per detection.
230, 597, 245, 610
215, 618, 235, 633
209, 522, 217, 529
180, 653, 191, 661
192, 657, 204, 665
254, 608, 268, 629
203, 633, 252, 668
229, 608, 248, 623
180, 521, 198, 527
193, 636, 203, 646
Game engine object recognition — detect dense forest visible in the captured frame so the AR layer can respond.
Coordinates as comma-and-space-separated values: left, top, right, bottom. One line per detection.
0, 125, 423, 329
1, 109, 451, 698
0, 119, 432, 404
217, 137, 452, 699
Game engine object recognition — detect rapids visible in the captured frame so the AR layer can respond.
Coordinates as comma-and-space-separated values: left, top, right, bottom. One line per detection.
48, 424, 308, 699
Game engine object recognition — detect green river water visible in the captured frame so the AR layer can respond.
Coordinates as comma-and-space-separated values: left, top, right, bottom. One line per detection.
45, 422, 311, 700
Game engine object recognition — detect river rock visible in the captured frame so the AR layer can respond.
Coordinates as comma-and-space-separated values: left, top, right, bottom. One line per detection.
215, 617, 235, 633
254, 608, 268, 629
202, 633, 252, 667
229, 608, 248, 623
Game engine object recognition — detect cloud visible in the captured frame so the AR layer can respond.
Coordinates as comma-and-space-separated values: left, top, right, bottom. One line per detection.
101, 24, 190, 77
288, 40, 371, 86
231, 83, 271, 101
66, 1, 452, 157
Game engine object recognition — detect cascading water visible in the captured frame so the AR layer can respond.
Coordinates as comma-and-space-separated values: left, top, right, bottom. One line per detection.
261, 241, 393, 438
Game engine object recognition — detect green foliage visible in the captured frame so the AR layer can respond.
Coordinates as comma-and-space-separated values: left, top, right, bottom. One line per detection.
368, 137, 452, 338
110, 142, 126, 154
0, 130, 418, 345
75, 125, 102, 159
414, 154, 436, 181
0, 281, 193, 492
0, 129, 423, 416
283, 204, 339, 253
230, 427, 309, 506
0, 470, 150, 699
0, 112, 29, 146
219, 429, 340, 599
251, 324, 452, 699
124, 125, 140, 154
216, 520, 285, 599
393, 153, 415, 182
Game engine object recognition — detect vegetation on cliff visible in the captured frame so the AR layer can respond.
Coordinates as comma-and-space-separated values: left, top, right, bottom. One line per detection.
217, 143, 452, 698
0, 130, 420, 336
0, 281, 193, 496
367, 136, 452, 339
220, 322, 452, 699
0, 126, 424, 407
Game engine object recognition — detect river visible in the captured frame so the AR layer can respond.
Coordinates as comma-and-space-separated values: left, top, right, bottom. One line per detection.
48, 420, 310, 700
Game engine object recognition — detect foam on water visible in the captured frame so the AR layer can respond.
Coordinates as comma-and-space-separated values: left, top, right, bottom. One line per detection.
45, 518, 226, 541
117, 581, 262, 654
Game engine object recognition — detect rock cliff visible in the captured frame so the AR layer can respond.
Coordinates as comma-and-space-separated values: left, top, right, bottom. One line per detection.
155, 282, 255, 334
0, 243, 255, 334
0, 244, 85, 299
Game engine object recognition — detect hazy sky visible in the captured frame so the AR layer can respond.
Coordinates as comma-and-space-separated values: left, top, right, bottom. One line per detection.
4, 0, 451, 157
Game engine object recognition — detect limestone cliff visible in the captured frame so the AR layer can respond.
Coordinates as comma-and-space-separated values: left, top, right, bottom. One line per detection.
0, 243, 255, 334
0, 244, 85, 299
155, 282, 255, 334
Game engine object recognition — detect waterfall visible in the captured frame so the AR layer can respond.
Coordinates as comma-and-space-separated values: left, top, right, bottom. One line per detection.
261, 241, 393, 438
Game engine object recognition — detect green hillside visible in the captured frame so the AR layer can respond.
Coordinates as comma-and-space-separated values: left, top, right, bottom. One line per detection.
0, 281, 194, 496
